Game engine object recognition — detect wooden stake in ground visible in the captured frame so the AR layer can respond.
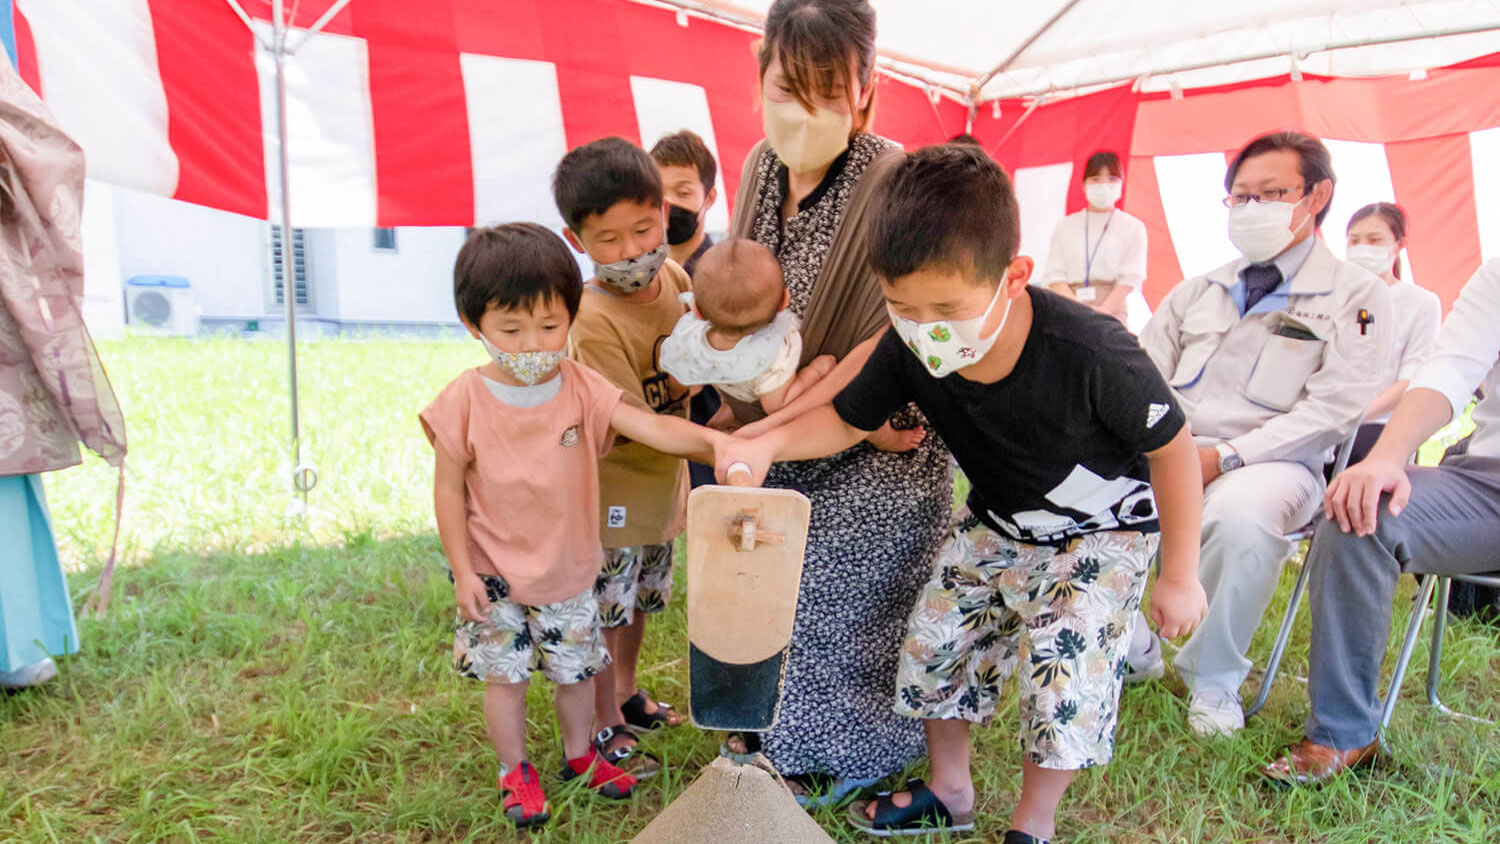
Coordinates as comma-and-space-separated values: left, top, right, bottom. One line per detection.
628, 757, 836, 844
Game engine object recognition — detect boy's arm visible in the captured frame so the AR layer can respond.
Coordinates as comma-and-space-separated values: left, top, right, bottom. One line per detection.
1144, 426, 1208, 639
610, 401, 726, 466
736, 331, 882, 439
433, 446, 489, 623
714, 405, 867, 486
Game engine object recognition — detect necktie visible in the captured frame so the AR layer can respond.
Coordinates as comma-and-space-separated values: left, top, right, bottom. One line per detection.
1243, 263, 1282, 312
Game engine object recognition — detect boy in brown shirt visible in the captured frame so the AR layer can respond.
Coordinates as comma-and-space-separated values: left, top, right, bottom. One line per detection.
554, 137, 692, 775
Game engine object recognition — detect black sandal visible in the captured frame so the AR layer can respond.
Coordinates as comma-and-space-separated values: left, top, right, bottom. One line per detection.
593, 725, 661, 780
620, 689, 684, 730
847, 778, 975, 837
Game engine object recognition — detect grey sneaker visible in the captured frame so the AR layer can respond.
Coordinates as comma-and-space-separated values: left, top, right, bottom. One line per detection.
0, 658, 57, 689
1124, 631, 1165, 684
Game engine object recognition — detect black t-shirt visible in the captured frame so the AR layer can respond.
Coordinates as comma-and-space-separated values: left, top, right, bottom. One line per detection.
834, 287, 1186, 544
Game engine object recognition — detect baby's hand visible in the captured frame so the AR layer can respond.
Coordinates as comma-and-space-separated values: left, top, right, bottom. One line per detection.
867, 422, 926, 453
454, 572, 491, 624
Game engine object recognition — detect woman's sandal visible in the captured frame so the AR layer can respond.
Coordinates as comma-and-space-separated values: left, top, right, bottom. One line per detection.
621, 689, 684, 730
557, 749, 638, 800
594, 725, 662, 780
498, 761, 551, 828
847, 779, 975, 837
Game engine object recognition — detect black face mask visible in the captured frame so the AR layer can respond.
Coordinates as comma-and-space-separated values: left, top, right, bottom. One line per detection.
666, 202, 703, 246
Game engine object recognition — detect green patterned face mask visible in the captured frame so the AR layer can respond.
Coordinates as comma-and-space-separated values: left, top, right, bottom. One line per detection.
887, 284, 1011, 378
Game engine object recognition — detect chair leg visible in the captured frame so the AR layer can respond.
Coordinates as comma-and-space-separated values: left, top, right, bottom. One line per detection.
1378, 574, 1437, 743
1427, 577, 1453, 716
1246, 559, 1313, 718
1424, 577, 1496, 726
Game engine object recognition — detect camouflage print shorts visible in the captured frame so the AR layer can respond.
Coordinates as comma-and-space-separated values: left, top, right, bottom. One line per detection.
451, 573, 609, 686
595, 542, 675, 628
893, 510, 1157, 770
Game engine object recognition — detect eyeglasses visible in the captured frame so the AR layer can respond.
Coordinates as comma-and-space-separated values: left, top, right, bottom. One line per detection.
1223, 184, 1310, 208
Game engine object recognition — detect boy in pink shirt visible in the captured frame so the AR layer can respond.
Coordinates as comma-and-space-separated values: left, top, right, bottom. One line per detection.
419, 223, 725, 829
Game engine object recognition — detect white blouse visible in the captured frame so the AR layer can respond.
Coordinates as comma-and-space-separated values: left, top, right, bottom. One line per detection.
1041, 208, 1149, 289
1370, 279, 1442, 423
1409, 258, 1500, 459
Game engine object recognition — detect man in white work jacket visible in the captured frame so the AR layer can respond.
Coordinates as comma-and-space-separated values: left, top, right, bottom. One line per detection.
1139, 130, 1392, 735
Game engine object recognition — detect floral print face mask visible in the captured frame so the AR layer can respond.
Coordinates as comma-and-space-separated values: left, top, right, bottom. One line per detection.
481, 335, 564, 386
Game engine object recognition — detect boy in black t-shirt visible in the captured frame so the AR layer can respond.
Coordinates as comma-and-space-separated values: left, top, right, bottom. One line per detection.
717, 146, 1208, 844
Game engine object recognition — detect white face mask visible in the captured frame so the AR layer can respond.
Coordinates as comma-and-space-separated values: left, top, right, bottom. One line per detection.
888, 285, 1011, 378
481, 335, 564, 386
1346, 244, 1396, 278
762, 96, 853, 174
1228, 195, 1310, 264
1084, 181, 1122, 209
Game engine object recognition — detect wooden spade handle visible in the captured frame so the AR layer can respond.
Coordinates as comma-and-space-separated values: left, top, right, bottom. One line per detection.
729, 508, 786, 552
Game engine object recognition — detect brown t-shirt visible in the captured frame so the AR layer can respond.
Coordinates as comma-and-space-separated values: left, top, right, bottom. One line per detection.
568, 259, 692, 548
418, 361, 623, 605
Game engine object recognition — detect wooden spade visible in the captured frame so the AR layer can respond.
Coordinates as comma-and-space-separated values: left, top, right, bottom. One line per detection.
685, 464, 810, 731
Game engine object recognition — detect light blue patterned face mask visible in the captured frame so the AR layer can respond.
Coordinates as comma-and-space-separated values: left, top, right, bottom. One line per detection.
480, 335, 564, 386
594, 243, 669, 293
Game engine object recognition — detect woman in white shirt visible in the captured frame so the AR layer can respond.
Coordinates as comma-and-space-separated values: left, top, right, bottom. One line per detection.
1042, 150, 1149, 323
1343, 202, 1442, 463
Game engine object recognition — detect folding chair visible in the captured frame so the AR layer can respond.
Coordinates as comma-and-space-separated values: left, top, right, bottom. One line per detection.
1243, 428, 1360, 718
1376, 571, 1500, 735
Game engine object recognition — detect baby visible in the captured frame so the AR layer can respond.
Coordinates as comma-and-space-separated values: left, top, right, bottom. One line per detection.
661, 238, 918, 451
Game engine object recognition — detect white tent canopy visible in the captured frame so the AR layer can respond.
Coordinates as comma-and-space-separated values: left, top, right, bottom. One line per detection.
649, 0, 1500, 102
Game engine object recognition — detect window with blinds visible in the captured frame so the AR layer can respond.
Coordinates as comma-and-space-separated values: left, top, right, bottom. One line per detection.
269, 224, 311, 308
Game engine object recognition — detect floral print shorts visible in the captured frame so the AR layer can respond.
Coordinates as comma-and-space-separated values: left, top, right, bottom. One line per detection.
452, 573, 609, 686
894, 510, 1157, 770
595, 542, 674, 628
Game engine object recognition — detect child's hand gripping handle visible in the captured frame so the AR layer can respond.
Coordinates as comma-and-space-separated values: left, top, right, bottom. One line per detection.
726, 462, 754, 486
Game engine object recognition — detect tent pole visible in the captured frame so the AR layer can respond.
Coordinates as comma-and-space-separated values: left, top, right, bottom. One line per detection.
271, 3, 314, 515
983, 20, 1500, 102
972, 0, 1085, 94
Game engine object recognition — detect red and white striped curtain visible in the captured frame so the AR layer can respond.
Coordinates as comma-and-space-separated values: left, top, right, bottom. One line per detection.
10, 0, 1499, 309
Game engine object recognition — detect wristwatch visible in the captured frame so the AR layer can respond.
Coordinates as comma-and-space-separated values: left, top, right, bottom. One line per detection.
1215, 443, 1244, 473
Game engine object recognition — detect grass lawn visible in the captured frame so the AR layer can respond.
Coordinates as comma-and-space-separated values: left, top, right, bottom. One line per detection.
4, 336, 1498, 844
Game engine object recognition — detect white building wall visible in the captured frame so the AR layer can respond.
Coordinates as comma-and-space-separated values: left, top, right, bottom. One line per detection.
81, 180, 126, 338
111, 186, 268, 321
326, 227, 465, 324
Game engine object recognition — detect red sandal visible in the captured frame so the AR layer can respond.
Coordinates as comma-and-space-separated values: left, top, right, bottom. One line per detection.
558, 749, 639, 800
499, 761, 551, 828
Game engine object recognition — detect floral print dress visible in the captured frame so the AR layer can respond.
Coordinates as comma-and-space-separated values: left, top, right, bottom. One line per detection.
746, 132, 953, 780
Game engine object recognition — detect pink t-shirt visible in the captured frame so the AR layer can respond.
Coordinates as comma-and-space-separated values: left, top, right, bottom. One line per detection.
419, 360, 623, 605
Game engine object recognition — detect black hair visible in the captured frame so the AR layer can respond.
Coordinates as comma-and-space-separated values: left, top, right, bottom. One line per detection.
453, 223, 582, 326
948, 133, 982, 147
1226, 130, 1337, 227
650, 130, 718, 192
1083, 150, 1122, 180
1348, 201, 1409, 279
868, 144, 1019, 285
552, 137, 664, 232
760, 0, 878, 133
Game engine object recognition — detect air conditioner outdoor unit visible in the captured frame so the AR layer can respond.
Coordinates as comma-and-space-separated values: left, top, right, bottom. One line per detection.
125, 275, 199, 336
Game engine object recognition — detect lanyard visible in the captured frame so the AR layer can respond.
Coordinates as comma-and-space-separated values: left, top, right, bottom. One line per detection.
1083, 209, 1115, 287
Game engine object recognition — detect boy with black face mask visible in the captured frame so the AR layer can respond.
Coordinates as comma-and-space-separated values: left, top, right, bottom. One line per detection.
650, 129, 719, 277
